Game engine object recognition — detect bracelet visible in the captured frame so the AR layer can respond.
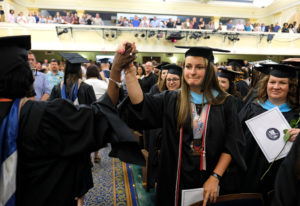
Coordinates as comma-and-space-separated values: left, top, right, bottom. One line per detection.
124, 70, 135, 75
109, 77, 122, 88
211, 172, 222, 180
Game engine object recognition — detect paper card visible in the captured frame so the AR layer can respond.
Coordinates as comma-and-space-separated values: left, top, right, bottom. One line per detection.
181, 188, 204, 206
181, 187, 219, 206
245, 107, 293, 163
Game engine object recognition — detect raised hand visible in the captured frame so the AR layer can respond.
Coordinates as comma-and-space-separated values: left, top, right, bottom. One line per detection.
111, 42, 137, 73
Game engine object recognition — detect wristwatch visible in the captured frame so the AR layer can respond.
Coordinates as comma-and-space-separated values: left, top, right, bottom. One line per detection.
211, 172, 222, 180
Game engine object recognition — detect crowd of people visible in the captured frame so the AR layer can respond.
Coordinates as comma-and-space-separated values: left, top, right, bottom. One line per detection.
5, 9, 300, 33
1, 34, 300, 206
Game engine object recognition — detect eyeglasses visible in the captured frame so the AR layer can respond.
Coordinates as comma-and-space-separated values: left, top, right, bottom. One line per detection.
166, 78, 180, 82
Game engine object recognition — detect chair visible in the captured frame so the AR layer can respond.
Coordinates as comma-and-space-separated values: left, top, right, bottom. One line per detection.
190, 193, 264, 206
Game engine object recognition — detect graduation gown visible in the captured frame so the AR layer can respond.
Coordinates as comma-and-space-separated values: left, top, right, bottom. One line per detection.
149, 84, 160, 95
48, 81, 97, 197
14, 93, 145, 206
139, 73, 158, 93
235, 80, 249, 98
49, 82, 96, 104
272, 134, 300, 206
233, 95, 243, 113
119, 91, 246, 205
239, 102, 298, 194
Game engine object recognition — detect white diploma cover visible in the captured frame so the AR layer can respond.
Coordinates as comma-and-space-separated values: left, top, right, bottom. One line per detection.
245, 107, 293, 163
181, 187, 219, 206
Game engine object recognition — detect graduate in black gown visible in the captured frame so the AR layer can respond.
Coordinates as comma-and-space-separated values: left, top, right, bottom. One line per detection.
48, 53, 97, 203
239, 64, 300, 202
0, 36, 144, 206
117, 44, 246, 206
147, 64, 182, 189
218, 68, 243, 113
149, 62, 169, 95
272, 133, 300, 206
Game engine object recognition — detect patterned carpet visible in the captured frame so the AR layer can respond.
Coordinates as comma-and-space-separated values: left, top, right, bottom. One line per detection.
84, 147, 138, 206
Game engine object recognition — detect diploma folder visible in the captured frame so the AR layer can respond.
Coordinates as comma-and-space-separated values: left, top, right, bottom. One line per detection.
245, 107, 293, 163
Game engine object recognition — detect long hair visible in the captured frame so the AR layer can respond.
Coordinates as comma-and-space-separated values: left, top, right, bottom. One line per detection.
256, 75, 298, 109
0, 62, 34, 99
64, 64, 82, 95
177, 59, 228, 130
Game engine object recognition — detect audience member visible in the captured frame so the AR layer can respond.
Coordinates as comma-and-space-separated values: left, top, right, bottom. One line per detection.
131, 15, 140, 27
93, 13, 104, 26
140, 16, 149, 28
7, 9, 15, 23
46, 58, 64, 90
226, 19, 234, 31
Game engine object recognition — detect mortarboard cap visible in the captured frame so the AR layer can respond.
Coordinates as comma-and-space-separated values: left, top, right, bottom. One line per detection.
99, 58, 110, 64
162, 64, 182, 77
252, 64, 270, 75
0, 35, 31, 76
260, 63, 298, 78
175, 46, 230, 60
281, 58, 300, 67
218, 68, 243, 82
156, 62, 170, 70
227, 59, 245, 67
59, 53, 89, 64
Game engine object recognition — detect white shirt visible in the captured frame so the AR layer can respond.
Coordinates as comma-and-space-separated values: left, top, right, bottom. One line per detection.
84, 78, 108, 99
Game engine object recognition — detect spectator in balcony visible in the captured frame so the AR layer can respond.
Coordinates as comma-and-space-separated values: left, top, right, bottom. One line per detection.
182, 18, 191, 29
71, 13, 79, 24
226, 19, 233, 31
297, 24, 300, 33
64, 12, 72, 24
192, 17, 199, 29
166, 18, 175, 28
281, 22, 289, 33
175, 17, 181, 29
273, 22, 281, 32
122, 17, 129, 27
116, 16, 123, 26
17, 12, 27, 24
288, 23, 294, 33
199, 17, 205, 29
39, 15, 47, 24
261, 23, 266, 32
208, 21, 216, 30
33, 11, 39, 23
93, 13, 104, 26
244, 21, 252, 32
132, 15, 140, 27
217, 23, 223, 31
80, 14, 87, 25
236, 20, 245, 31
140, 16, 149, 28
268, 24, 274, 32
54, 12, 62, 24
27, 12, 36, 24
8, 9, 15, 23
254, 23, 262, 32
46, 58, 64, 90
150, 16, 160, 28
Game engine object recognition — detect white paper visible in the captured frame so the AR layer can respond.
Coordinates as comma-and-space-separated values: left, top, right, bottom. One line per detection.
245, 107, 293, 163
181, 187, 219, 206
181, 188, 204, 206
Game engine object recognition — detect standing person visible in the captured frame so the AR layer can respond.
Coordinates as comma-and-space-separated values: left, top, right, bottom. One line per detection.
7, 9, 15, 23
0, 36, 144, 206
93, 13, 104, 26
218, 68, 243, 112
136, 65, 145, 80
139, 61, 158, 93
28, 51, 51, 101
149, 62, 169, 94
239, 64, 300, 203
46, 58, 64, 90
99, 58, 111, 80
117, 44, 246, 206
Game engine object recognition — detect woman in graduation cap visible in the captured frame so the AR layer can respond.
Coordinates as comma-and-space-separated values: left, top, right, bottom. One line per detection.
239, 64, 300, 200
147, 64, 183, 189
0, 36, 144, 206
149, 62, 169, 94
115, 44, 246, 206
218, 68, 243, 112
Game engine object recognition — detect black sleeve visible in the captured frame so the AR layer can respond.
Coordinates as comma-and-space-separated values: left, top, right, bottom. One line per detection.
23, 93, 145, 165
83, 84, 96, 104
48, 84, 61, 101
118, 91, 169, 130
223, 95, 247, 171
272, 136, 300, 206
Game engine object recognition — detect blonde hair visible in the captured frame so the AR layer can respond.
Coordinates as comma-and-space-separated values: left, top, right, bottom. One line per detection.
256, 75, 298, 109
176, 58, 228, 130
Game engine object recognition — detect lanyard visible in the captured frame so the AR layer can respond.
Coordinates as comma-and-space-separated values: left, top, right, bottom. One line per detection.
175, 104, 211, 206
0, 98, 13, 102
